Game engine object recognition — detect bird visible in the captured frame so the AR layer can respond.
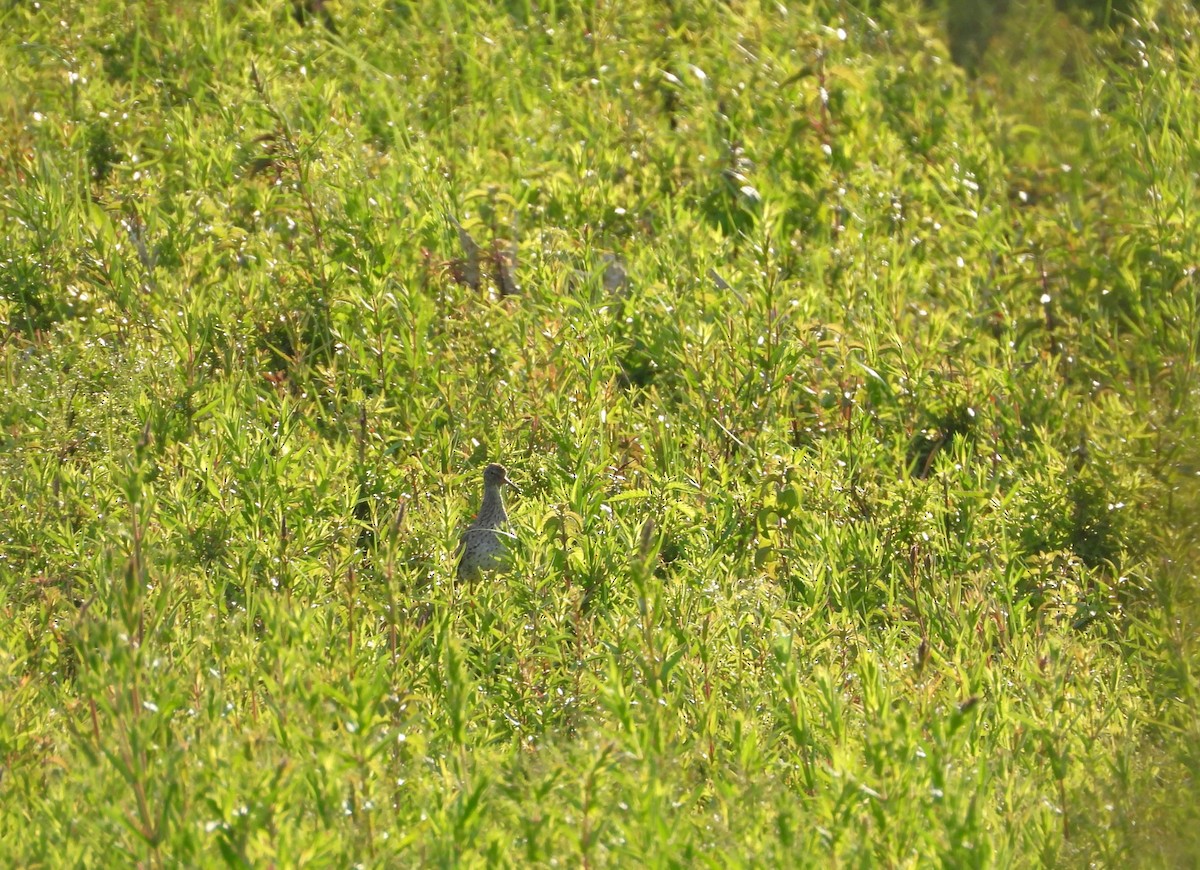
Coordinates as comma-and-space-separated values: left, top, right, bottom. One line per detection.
291, 0, 338, 34
456, 463, 519, 580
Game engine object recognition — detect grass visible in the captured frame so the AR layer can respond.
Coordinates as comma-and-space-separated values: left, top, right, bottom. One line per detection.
1, 0, 1198, 864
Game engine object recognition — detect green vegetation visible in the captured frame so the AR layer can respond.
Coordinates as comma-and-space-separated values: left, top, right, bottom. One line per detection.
2, 0, 1197, 864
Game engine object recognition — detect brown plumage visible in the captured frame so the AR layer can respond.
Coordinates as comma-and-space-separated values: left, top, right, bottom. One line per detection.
456, 463, 518, 580
291, 0, 338, 34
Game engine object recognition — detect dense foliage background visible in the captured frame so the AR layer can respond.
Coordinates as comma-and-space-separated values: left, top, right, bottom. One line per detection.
2, 0, 1198, 864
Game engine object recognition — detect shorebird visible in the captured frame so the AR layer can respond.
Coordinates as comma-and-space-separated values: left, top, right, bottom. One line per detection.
456, 463, 518, 580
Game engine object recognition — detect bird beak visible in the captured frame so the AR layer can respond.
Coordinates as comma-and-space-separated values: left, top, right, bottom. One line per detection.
503, 475, 521, 492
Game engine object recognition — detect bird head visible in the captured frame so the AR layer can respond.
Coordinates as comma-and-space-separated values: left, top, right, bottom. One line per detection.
483, 463, 519, 491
